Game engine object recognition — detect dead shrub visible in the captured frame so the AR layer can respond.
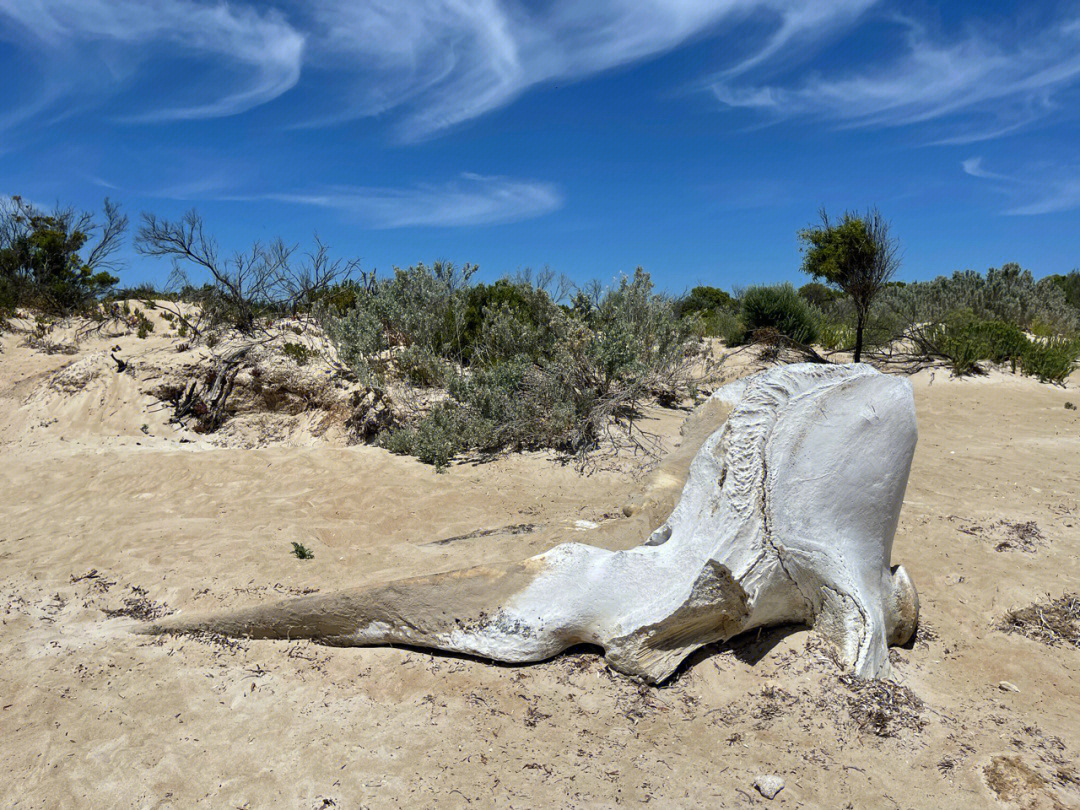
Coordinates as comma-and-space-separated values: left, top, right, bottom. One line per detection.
838, 674, 926, 737
1000, 593, 1080, 649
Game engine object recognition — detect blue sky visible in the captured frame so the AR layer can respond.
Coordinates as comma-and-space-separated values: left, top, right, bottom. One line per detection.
1, 1, 1078, 292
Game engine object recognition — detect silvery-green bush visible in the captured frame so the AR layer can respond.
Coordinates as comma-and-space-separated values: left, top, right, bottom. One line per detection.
320, 264, 699, 467
880, 263, 1078, 335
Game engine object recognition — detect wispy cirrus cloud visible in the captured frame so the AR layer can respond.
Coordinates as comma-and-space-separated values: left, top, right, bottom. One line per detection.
960, 156, 1013, 181
0, 0, 303, 126
249, 174, 563, 228
962, 156, 1080, 216
298, 0, 877, 138
0, 0, 876, 139
712, 16, 1080, 143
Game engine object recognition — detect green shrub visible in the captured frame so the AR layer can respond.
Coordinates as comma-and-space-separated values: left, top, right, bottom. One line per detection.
882, 264, 1078, 336
394, 344, 448, 387
346, 266, 699, 467
318, 299, 384, 382
922, 312, 1079, 381
700, 308, 746, 345
924, 314, 1027, 375
459, 279, 559, 366
739, 284, 819, 345
135, 310, 154, 339
381, 402, 472, 469
1044, 270, 1080, 311
1020, 338, 1080, 384
676, 286, 735, 319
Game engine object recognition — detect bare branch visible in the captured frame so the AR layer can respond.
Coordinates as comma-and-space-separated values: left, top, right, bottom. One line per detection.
84, 198, 129, 273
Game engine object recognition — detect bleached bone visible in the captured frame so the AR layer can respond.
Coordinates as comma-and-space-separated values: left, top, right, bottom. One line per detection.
140, 363, 919, 682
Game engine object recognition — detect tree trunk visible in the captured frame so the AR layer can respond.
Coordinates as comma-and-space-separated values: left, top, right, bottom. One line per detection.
854, 314, 865, 364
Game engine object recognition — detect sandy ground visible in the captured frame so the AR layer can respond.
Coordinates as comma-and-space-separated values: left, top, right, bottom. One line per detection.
2, 313, 1079, 809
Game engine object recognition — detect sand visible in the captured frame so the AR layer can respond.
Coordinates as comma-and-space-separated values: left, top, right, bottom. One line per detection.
2, 313, 1079, 809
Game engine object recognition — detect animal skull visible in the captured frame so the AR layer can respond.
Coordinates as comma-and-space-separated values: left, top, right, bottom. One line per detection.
141, 363, 920, 682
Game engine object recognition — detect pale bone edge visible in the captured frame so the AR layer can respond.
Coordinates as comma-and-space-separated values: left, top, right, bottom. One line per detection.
139, 363, 920, 684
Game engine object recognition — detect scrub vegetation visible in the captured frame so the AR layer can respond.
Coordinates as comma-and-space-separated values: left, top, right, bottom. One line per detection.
5, 197, 1080, 466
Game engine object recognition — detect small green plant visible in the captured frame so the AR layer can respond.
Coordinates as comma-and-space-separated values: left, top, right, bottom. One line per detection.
134, 309, 154, 339
715, 310, 747, 346
381, 402, 471, 470
394, 344, 447, 387
282, 341, 318, 365
814, 311, 855, 352
290, 541, 314, 560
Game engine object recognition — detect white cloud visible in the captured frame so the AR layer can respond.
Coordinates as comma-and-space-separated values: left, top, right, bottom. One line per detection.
298, 0, 877, 138
10, 1, 1071, 151
961, 157, 1080, 215
253, 174, 563, 228
0, 0, 303, 124
711, 16, 1080, 142
960, 156, 1012, 181
1005, 175, 1080, 216
0, 0, 876, 138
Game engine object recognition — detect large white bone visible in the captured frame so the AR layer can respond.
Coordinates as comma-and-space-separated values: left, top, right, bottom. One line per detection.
141, 363, 919, 682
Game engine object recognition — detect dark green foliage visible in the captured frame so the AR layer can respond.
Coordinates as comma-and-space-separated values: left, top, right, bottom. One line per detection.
290, 542, 314, 560
311, 280, 363, 313
282, 341, 317, 365
1, 196, 126, 316
135, 310, 154, 339
739, 284, 819, 345
676, 285, 735, 318
924, 314, 1028, 375
459, 279, 559, 365
676, 285, 740, 340
798, 282, 842, 309
467, 283, 566, 373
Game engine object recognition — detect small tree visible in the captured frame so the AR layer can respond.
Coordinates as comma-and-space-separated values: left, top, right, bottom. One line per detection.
0, 196, 126, 315
798, 208, 900, 362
